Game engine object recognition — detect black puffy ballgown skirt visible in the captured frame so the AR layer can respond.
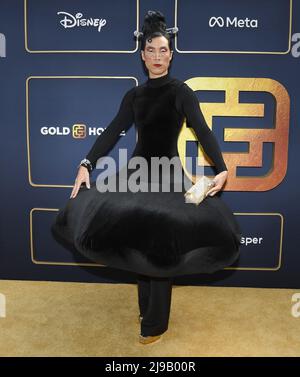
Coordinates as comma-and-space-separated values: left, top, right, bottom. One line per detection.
51, 163, 242, 277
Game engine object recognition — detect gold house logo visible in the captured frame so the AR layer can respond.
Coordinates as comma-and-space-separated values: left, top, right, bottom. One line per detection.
177, 77, 290, 191
72, 124, 86, 138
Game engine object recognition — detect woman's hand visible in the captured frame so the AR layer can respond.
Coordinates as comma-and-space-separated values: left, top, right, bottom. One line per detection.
70, 166, 91, 199
206, 170, 228, 197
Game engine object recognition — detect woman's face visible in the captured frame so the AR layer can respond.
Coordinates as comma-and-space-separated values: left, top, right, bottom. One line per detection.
141, 35, 173, 78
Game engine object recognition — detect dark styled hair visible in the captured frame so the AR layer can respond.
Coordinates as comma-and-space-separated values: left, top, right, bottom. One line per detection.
140, 10, 173, 52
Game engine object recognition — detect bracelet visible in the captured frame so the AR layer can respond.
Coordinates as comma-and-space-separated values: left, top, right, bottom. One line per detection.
78, 158, 93, 173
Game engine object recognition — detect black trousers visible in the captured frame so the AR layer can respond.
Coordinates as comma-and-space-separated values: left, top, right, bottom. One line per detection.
137, 273, 173, 337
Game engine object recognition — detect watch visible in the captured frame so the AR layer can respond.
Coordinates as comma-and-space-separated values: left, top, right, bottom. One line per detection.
78, 158, 93, 173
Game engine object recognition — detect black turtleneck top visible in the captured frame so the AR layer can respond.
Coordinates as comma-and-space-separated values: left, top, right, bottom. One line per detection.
85, 72, 227, 174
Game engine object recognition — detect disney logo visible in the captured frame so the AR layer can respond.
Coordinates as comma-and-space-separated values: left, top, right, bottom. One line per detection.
57, 11, 107, 32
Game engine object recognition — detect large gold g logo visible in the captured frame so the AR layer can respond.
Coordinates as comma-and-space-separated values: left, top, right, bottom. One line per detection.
177, 77, 290, 191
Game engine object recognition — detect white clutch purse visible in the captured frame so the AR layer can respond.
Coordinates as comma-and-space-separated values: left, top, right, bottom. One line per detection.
184, 175, 216, 205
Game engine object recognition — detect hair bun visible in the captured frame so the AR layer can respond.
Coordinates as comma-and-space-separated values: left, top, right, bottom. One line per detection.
133, 10, 178, 42
142, 10, 167, 35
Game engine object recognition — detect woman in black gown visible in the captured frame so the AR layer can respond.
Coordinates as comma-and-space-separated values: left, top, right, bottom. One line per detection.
51, 10, 242, 345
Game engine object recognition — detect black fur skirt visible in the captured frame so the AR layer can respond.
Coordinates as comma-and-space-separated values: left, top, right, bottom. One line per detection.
51, 168, 242, 277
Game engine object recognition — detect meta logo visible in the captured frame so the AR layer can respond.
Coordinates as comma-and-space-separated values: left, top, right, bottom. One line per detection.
209, 16, 258, 29
0, 293, 6, 318
0, 33, 6, 57
57, 11, 107, 32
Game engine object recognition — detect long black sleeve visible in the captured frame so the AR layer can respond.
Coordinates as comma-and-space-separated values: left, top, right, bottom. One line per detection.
175, 83, 227, 174
85, 86, 135, 169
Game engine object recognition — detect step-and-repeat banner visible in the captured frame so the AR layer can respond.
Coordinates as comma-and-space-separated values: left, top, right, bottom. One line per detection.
0, 0, 299, 288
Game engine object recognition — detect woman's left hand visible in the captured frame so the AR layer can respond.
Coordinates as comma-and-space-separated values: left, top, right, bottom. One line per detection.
206, 170, 228, 197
